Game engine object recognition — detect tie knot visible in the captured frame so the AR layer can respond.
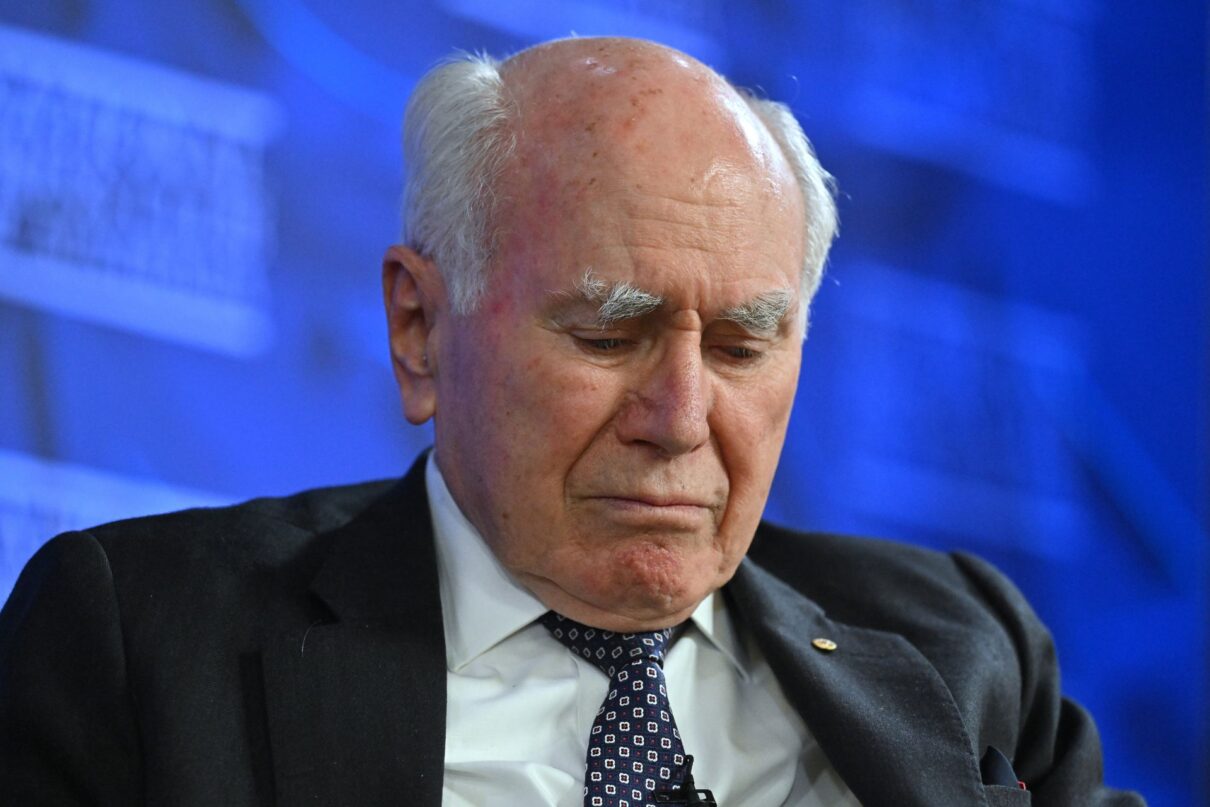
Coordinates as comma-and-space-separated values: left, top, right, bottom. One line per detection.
541, 612, 672, 678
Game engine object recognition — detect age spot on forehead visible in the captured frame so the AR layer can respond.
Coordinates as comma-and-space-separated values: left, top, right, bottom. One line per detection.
629, 87, 664, 109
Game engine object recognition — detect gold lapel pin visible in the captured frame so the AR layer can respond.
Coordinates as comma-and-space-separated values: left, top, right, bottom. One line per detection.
812, 637, 838, 652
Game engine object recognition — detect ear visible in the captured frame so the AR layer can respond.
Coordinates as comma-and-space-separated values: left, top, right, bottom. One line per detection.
382, 245, 446, 425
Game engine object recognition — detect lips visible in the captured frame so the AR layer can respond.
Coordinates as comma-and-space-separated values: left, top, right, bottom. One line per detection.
583, 495, 721, 524
597, 495, 713, 509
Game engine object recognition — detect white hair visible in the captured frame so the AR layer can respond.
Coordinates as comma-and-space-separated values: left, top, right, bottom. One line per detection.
400, 51, 838, 319
737, 91, 839, 309
401, 54, 515, 313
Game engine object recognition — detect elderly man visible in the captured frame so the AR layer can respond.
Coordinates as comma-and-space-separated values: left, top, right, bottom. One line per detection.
0, 36, 1140, 807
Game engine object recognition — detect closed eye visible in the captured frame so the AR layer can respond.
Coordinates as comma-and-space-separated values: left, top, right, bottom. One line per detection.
575, 336, 631, 353
715, 344, 763, 362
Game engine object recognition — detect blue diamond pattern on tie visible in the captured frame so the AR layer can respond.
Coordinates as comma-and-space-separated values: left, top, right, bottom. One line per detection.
542, 612, 688, 807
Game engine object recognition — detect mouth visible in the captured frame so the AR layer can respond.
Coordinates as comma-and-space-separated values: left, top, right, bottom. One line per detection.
584, 495, 717, 527
597, 495, 712, 509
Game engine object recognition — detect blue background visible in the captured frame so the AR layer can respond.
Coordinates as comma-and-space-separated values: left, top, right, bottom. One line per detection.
0, 2, 1204, 804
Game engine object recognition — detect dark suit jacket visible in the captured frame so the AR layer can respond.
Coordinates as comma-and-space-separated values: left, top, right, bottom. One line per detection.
0, 457, 1144, 806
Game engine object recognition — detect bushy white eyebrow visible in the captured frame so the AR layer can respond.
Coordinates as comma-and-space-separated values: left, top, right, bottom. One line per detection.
572, 269, 664, 325
718, 289, 794, 334
557, 270, 793, 332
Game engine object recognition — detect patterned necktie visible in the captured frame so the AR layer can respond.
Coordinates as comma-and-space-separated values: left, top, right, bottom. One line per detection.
542, 611, 689, 807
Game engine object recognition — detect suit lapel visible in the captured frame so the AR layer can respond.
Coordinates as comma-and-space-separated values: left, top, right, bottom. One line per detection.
259, 460, 446, 806
727, 559, 990, 807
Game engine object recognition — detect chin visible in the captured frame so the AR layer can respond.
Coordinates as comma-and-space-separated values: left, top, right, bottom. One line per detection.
588, 551, 719, 627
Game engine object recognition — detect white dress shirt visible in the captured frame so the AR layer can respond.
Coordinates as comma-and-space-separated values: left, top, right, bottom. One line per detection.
426, 457, 860, 806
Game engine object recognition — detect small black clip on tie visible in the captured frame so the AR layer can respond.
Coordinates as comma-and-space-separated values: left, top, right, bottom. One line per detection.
652, 755, 717, 805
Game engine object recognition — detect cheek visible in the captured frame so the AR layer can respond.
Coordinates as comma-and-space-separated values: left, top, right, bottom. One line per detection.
462, 349, 620, 526
522, 355, 617, 437
718, 377, 797, 457
711, 371, 799, 524
484, 361, 622, 567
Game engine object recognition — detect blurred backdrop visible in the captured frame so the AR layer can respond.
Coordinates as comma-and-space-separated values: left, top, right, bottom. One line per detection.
0, 1, 1205, 804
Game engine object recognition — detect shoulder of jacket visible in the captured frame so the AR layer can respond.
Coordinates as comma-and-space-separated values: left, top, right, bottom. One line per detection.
71, 478, 399, 582
745, 522, 1025, 636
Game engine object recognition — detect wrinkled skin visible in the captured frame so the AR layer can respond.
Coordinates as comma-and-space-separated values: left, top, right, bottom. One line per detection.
384, 37, 806, 631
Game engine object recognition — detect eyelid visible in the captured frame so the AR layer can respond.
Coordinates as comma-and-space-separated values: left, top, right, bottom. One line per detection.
568, 324, 628, 338
707, 327, 775, 348
712, 343, 763, 361
572, 334, 635, 356
711, 320, 780, 340
706, 330, 772, 363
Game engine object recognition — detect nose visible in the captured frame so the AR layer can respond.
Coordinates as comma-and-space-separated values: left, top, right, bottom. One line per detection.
615, 337, 711, 456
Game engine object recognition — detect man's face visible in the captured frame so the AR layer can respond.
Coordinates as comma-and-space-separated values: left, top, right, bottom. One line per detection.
423, 46, 807, 630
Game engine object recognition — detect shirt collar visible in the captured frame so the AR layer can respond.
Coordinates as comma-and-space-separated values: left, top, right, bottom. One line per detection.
425, 454, 747, 677
427, 455, 546, 671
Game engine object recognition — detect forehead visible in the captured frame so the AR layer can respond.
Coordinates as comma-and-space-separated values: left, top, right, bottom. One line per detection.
488, 40, 806, 311
502, 44, 790, 211
492, 154, 805, 315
